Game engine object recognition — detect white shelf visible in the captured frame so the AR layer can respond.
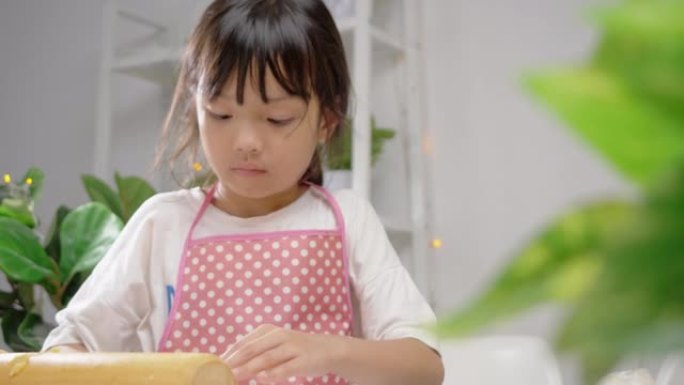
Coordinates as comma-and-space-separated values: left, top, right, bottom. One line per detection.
337, 17, 405, 54
113, 47, 181, 84
381, 217, 412, 236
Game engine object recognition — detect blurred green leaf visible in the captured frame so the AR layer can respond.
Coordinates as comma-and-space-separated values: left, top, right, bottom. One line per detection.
0, 291, 16, 318
115, 173, 155, 222
0, 198, 36, 228
17, 312, 52, 351
524, 68, 684, 188
59, 202, 123, 286
326, 118, 395, 170
436, 201, 636, 337
0, 217, 58, 285
590, 2, 684, 43
15, 283, 34, 313
0, 291, 15, 307
43, 205, 72, 264
21, 167, 45, 203
556, 165, 684, 381
81, 174, 124, 220
1, 309, 33, 352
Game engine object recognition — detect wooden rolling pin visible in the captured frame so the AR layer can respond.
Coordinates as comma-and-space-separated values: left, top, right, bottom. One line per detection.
0, 352, 234, 385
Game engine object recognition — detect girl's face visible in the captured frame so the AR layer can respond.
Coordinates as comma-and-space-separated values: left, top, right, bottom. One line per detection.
196, 69, 330, 202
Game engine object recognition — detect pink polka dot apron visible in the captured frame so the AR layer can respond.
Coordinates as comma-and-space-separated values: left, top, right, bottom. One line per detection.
158, 184, 354, 385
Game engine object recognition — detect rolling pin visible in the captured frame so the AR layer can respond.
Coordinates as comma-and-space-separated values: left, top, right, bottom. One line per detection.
0, 352, 234, 385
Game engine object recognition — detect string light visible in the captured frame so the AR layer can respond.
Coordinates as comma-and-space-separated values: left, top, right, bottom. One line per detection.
431, 238, 443, 249
25, 178, 33, 186
193, 162, 203, 172
3, 174, 11, 184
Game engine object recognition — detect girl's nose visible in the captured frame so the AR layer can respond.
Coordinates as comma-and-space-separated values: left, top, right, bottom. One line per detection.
233, 123, 263, 155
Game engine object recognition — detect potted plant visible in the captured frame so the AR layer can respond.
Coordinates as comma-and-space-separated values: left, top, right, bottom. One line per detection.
0, 168, 156, 351
436, 1, 684, 383
324, 117, 396, 189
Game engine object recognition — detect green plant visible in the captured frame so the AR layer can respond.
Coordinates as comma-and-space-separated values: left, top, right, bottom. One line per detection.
326, 117, 396, 170
0, 169, 156, 351
436, 1, 684, 383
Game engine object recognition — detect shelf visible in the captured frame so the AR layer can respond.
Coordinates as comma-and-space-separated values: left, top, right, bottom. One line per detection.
113, 46, 182, 85
381, 217, 412, 236
337, 17, 405, 54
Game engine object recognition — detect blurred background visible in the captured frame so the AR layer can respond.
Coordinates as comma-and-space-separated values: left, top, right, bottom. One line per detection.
1, 1, 682, 384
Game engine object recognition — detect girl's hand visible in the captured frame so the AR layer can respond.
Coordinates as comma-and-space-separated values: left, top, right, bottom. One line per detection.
220, 324, 344, 383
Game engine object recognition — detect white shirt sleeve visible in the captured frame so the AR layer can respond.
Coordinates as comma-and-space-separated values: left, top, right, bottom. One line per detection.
41, 197, 159, 352
334, 190, 439, 352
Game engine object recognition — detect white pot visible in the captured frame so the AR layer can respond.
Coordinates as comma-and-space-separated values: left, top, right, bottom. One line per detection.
323, 170, 352, 191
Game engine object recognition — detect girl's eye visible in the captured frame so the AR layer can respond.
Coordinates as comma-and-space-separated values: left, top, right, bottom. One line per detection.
211, 113, 232, 121
205, 108, 232, 121
267, 118, 295, 126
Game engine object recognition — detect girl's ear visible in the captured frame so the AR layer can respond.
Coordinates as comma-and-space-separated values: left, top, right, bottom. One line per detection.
318, 108, 340, 144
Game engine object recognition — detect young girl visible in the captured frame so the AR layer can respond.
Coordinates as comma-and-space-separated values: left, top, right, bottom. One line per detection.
43, 1, 443, 384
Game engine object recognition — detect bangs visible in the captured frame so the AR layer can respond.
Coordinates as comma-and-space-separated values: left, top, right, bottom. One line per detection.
197, 1, 316, 103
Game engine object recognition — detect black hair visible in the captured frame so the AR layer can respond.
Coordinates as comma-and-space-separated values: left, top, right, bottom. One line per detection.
157, 0, 350, 186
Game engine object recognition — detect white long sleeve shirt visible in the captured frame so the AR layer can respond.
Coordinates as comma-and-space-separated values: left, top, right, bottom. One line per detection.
43, 187, 437, 352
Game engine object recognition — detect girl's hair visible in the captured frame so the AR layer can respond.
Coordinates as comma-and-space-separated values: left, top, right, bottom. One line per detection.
156, 0, 350, 187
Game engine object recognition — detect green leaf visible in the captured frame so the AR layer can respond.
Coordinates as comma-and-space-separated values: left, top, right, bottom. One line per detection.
81, 174, 124, 220
0, 291, 16, 318
59, 202, 123, 285
557, 165, 684, 382
590, 2, 684, 43
22, 167, 45, 203
435, 201, 636, 337
17, 312, 52, 351
524, 67, 684, 188
0, 291, 15, 307
1, 309, 34, 352
15, 283, 35, 312
114, 173, 155, 222
0, 217, 58, 284
0, 198, 36, 228
43, 205, 72, 263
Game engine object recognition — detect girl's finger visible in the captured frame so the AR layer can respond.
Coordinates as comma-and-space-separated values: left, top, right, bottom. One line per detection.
230, 345, 297, 381
225, 328, 287, 368
257, 357, 308, 384
220, 324, 277, 360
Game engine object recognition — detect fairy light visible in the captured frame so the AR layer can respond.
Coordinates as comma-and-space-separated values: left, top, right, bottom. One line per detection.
431, 238, 443, 249
25, 178, 33, 186
193, 162, 203, 172
3, 173, 11, 184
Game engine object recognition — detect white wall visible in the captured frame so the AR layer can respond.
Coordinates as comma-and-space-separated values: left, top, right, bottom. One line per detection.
0, 0, 103, 223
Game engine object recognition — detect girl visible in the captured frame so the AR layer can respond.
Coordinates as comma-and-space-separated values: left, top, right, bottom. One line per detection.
43, 1, 444, 384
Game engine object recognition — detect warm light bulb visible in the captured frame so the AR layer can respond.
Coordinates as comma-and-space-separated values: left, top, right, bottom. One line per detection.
193, 162, 203, 172
431, 238, 443, 249
25, 177, 33, 186
3, 174, 11, 184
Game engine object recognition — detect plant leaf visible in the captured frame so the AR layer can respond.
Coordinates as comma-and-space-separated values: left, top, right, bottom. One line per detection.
114, 173, 155, 222
0, 198, 36, 228
59, 202, 123, 285
17, 312, 52, 351
0, 217, 58, 285
43, 205, 72, 263
81, 174, 124, 220
524, 67, 684, 188
556, 165, 684, 382
435, 200, 637, 337
1, 309, 33, 352
22, 167, 45, 203
589, 2, 684, 43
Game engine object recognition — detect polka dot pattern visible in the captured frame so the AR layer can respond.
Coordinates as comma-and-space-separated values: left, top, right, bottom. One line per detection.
160, 233, 352, 385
